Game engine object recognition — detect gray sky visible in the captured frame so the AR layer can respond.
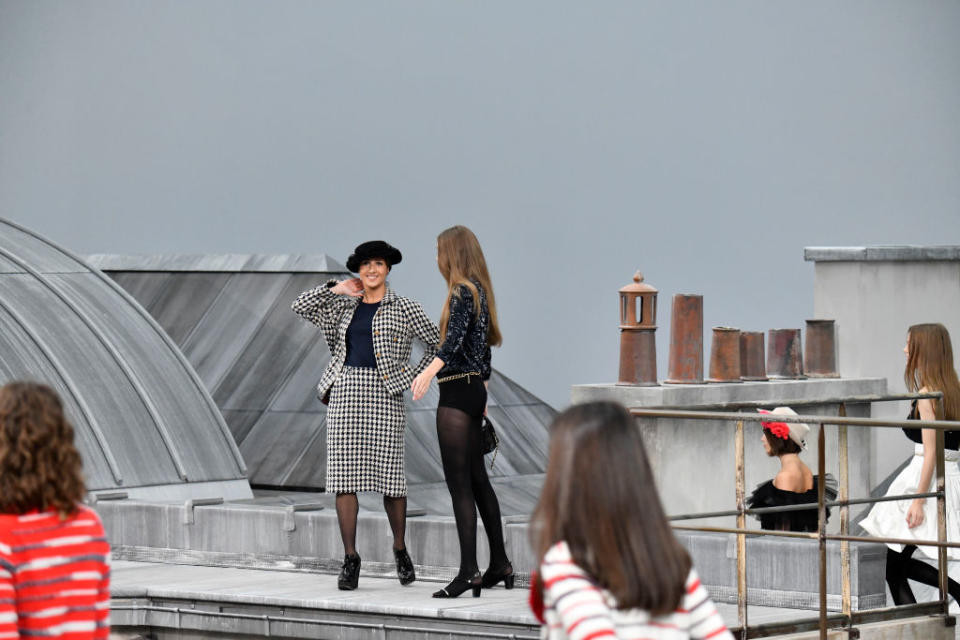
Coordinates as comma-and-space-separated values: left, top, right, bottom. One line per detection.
2, 1, 958, 408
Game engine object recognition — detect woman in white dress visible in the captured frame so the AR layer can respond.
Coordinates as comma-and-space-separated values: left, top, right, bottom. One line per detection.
860, 323, 960, 605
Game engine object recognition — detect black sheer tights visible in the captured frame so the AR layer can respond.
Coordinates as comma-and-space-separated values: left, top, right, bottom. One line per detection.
437, 406, 508, 578
886, 545, 960, 605
335, 493, 408, 556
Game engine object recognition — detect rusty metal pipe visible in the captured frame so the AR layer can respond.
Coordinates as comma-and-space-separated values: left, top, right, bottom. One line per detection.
767, 328, 805, 379
708, 327, 742, 383
668, 489, 943, 521
734, 419, 747, 635
805, 319, 839, 378
838, 404, 851, 619
666, 294, 703, 384
618, 329, 657, 386
818, 423, 827, 640
937, 428, 948, 613
618, 272, 659, 386
630, 407, 960, 430
739, 331, 767, 381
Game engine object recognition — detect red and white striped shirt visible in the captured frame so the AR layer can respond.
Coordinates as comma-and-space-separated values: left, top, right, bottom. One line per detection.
0, 506, 111, 640
538, 541, 732, 640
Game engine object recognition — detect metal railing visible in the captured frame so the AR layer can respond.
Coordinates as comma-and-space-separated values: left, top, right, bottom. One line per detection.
631, 392, 956, 640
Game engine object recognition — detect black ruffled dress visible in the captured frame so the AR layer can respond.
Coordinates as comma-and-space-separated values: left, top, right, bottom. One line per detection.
747, 476, 838, 532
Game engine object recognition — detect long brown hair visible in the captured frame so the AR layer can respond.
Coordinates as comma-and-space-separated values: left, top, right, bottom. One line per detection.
437, 225, 502, 346
530, 401, 692, 614
905, 323, 960, 421
0, 382, 86, 515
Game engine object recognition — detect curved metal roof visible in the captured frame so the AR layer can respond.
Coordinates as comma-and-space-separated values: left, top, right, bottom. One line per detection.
0, 219, 251, 501
88, 254, 554, 505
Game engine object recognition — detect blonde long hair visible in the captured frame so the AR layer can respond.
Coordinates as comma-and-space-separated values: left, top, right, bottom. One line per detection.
437, 226, 502, 347
905, 323, 960, 421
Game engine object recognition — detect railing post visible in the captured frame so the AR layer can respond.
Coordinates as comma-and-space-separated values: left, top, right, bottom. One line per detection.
936, 426, 947, 615
818, 422, 827, 640
838, 404, 851, 620
735, 419, 748, 639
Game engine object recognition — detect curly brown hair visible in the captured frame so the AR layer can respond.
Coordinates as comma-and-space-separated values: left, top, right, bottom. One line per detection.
0, 381, 86, 514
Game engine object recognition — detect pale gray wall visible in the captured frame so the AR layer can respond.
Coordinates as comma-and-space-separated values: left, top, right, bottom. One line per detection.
2, 1, 959, 409
811, 254, 960, 486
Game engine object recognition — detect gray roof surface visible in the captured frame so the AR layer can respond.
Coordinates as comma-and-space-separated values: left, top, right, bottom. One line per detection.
0, 219, 250, 499
804, 246, 960, 262
90, 255, 555, 507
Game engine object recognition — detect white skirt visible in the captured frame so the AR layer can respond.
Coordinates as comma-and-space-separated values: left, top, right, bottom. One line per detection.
860, 444, 960, 561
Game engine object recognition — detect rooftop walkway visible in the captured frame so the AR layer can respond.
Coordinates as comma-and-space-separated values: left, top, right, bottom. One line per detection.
110, 561, 823, 639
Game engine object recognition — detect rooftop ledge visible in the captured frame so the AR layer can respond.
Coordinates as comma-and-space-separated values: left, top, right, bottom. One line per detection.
804, 246, 960, 262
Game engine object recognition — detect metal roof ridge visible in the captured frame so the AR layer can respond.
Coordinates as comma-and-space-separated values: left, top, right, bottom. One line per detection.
85, 253, 349, 273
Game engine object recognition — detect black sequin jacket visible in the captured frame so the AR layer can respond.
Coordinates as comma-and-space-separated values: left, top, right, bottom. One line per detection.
436, 282, 492, 381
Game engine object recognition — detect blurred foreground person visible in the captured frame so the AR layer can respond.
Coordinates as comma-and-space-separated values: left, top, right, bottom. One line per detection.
0, 382, 111, 639
529, 401, 733, 639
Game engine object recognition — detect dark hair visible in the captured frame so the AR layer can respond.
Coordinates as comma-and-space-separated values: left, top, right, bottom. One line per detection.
0, 382, 86, 515
530, 401, 691, 614
763, 427, 802, 456
905, 323, 960, 421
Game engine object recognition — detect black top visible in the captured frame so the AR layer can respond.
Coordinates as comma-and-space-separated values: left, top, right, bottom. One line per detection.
902, 399, 960, 450
345, 301, 380, 368
747, 476, 838, 533
436, 282, 492, 381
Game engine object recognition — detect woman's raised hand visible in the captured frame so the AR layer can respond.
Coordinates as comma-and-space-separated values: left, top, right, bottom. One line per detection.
332, 278, 364, 297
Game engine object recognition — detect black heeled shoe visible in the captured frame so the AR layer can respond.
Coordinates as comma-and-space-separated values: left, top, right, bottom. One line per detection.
394, 547, 416, 586
337, 553, 361, 591
481, 562, 515, 589
432, 571, 482, 598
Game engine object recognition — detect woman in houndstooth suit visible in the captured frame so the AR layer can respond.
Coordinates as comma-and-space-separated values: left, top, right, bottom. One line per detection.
292, 240, 439, 591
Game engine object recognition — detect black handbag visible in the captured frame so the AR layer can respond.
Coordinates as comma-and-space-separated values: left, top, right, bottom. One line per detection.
480, 415, 500, 468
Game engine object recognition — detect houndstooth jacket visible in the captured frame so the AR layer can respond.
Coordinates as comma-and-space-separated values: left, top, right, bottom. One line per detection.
292, 281, 440, 397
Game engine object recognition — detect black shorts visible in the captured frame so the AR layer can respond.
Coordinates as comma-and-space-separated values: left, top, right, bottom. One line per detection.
438, 374, 487, 418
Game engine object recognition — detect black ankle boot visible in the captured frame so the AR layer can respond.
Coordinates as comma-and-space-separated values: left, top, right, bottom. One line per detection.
394, 547, 416, 586
338, 553, 361, 591
432, 571, 481, 598
481, 561, 514, 589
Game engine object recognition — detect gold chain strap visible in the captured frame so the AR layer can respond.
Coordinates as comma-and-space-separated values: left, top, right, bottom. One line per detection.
436, 371, 482, 384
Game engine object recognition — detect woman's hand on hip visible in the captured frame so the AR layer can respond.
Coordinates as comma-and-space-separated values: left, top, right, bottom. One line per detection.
906, 498, 926, 529
332, 278, 363, 297
411, 371, 433, 401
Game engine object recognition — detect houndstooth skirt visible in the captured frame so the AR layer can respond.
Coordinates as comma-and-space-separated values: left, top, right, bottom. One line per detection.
325, 366, 407, 496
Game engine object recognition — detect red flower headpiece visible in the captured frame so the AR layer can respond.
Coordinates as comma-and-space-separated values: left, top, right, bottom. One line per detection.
763, 421, 791, 440
758, 409, 790, 440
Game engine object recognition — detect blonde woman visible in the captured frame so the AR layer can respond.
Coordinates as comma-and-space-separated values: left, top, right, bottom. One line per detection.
861, 323, 960, 605
412, 226, 510, 598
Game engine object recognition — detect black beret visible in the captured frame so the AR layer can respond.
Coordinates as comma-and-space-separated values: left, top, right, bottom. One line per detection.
345, 240, 403, 273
